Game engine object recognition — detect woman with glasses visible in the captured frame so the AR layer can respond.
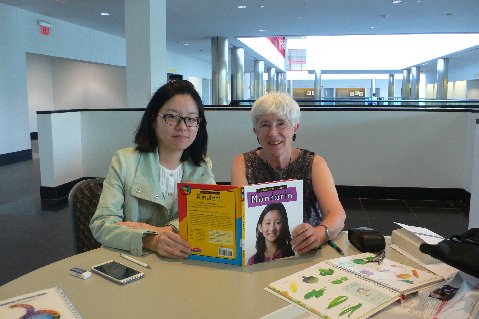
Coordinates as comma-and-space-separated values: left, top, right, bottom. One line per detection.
231, 92, 345, 255
90, 80, 215, 258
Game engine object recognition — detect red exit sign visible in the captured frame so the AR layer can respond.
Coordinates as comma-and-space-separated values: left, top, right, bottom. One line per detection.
38, 20, 52, 36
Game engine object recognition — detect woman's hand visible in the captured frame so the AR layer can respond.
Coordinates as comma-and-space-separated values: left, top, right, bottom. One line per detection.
142, 227, 191, 258
291, 223, 325, 255
117, 221, 190, 258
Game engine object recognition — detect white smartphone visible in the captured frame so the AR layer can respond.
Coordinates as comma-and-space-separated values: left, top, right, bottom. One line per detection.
91, 260, 144, 285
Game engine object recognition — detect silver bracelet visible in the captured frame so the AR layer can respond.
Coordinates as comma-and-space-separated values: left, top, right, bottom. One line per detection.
319, 224, 330, 240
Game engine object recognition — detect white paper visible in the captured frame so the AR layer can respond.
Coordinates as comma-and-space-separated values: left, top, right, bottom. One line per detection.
394, 222, 444, 244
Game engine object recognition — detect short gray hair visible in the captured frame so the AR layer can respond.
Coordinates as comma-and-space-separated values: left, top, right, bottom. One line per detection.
251, 92, 301, 128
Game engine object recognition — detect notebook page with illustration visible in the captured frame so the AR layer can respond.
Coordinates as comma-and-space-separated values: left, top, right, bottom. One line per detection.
266, 260, 402, 319
0, 287, 82, 318
326, 253, 444, 295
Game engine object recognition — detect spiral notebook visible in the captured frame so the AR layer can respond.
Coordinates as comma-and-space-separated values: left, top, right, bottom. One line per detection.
0, 287, 82, 318
265, 253, 444, 319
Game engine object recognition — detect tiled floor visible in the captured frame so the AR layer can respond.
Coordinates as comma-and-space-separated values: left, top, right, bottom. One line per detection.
0, 141, 470, 286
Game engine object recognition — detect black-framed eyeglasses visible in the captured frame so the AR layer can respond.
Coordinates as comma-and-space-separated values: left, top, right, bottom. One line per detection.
158, 113, 201, 127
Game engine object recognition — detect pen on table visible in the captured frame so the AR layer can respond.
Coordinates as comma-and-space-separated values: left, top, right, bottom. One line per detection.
328, 240, 345, 256
120, 253, 151, 269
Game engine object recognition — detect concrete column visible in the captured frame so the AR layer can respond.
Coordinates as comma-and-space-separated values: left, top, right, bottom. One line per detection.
410, 66, 420, 100
231, 47, 244, 101
125, 0, 167, 108
388, 74, 395, 98
267, 67, 276, 93
469, 119, 479, 228
370, 79, 376, 97
288, 80, 293, 96
436, 58, 449, 100
314, 70, 322, 100
211, 37, 229, 105
401, 68, 411, 100
253, 60, 264, 99
279, 72, 287, 93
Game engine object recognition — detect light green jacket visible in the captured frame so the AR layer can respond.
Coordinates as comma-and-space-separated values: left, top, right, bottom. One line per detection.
90, 147, 215, 256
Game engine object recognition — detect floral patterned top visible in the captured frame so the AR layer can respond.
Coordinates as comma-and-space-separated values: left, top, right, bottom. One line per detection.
243, 148, 322, 227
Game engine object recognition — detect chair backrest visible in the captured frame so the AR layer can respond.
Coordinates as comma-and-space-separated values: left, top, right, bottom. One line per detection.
68, 178, 105, 253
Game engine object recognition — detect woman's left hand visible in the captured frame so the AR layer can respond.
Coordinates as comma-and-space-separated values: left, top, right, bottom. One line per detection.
291, 223, 323, 255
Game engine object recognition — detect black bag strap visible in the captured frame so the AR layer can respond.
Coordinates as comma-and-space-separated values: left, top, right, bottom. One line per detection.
450, 228, 479, 246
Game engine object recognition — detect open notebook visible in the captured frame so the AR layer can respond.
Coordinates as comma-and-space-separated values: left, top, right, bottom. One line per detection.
0, 287, 82, 319
266, 253, 444, 319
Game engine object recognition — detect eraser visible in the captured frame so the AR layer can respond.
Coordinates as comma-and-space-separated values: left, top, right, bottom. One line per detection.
69, 267, 91, 279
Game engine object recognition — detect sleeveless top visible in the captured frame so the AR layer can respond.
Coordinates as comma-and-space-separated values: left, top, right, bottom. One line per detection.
243, 148, 322, 227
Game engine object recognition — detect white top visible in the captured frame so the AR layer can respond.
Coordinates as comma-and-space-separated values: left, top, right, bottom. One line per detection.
159, 163, 183, 211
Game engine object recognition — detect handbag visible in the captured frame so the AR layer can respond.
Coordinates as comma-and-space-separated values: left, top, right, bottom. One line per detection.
419, 228, 479, 278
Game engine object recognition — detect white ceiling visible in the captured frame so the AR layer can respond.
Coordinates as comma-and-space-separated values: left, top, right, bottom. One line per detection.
1, 0, 479, 73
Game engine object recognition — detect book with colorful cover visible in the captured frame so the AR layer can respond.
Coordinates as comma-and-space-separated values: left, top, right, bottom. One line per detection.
0, 287, 82, 318
178, 179, 303, 266
265, 253, 444, 319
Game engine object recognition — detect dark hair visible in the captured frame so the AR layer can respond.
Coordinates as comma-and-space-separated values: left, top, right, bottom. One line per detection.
134, 80, 208, 166
253, 202, 295, 264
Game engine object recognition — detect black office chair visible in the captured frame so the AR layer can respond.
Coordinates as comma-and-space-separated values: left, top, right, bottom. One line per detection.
68, 178, 104, 253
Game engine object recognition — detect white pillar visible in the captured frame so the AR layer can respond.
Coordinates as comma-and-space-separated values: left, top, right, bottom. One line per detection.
253, 60, 264, 99
436, 58, 449, 100
469, 118, 479, 228
125, 0, 167, 108
402, 68, 411, 100
410, 66, 420, 100
314, 71, 321, 101
231, 47, 244, 101
211, 37, 229, 105
267, 67, 276, 93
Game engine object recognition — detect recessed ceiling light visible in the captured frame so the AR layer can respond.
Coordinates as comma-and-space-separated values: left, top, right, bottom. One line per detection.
258, 29, 266, 32
184, 43, 189, 46
259, 5, 265, 8
298, 16, 302, 19
237, 5, 246, 9
100, 12, 110, 16
392, 0, 402, 3
370, 26, 377, 29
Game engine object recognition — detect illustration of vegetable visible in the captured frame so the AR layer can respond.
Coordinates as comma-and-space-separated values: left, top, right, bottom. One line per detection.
327, 295, 348, 309
319, 268, 334, 276
289, 281, 298, 293
331, 276, 348, 284
412, 269, 419, 278
396, 273, 411, 279
352, 257, 373, 264
304, 288, 326, 299
339, 302, 363, 317
302, 275, 319, 283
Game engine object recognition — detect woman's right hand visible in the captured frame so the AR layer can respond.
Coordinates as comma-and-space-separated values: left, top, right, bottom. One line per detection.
142, 227, 191, 259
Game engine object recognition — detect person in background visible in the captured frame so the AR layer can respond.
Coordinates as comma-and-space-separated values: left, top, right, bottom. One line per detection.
90, 80, 215, 258
231, 92, 345, 255
248, 202, 295, 265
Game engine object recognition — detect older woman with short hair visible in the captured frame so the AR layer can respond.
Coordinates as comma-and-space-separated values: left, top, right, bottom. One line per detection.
231, 92, 345, 255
